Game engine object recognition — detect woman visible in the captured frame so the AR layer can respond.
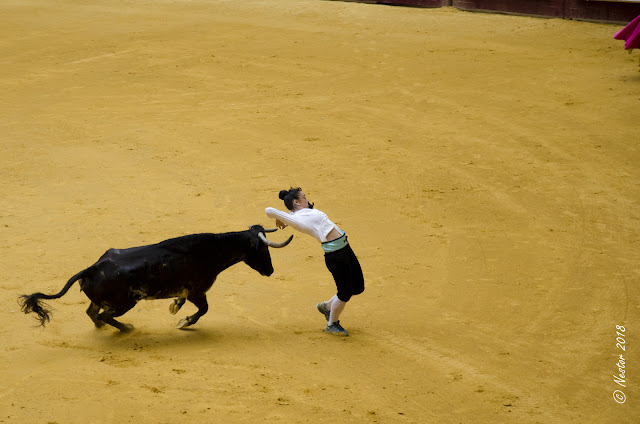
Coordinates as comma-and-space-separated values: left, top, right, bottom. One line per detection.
265, 187, 364, 336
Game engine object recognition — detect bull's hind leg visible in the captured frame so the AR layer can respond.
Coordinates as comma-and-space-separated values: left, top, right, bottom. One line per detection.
97, 301, 136, 333
86, 302, 105, 328
169, 297, 186, 315
177, 293, 208, 329
97, 312, 135, 333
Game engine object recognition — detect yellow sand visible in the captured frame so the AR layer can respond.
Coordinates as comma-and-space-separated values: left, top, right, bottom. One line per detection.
1, 0, 638, 422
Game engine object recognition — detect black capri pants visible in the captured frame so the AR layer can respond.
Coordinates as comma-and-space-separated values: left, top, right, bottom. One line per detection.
324, 244, 365, 302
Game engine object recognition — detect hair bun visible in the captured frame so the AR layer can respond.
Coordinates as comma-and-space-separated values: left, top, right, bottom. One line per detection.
278, 190, 288, 200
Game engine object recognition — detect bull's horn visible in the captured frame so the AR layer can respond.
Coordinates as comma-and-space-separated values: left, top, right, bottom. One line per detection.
263, 228, 278, 233
258, 233, 293, 248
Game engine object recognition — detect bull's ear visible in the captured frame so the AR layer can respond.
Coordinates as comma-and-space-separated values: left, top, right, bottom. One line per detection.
249, 233, 260, 249
247, 226, 259, 248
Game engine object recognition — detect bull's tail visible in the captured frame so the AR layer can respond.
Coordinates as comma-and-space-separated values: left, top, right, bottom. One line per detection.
19, 270, 86, 327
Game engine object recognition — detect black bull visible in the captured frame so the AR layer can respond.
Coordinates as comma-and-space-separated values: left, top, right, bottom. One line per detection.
19, 225, 292, 332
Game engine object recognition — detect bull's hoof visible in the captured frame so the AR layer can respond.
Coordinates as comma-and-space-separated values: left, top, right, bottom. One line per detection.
119, 323, 135, 333
169, 300, 182, 315
94, 321, 106, 329
177, 317, 191, 329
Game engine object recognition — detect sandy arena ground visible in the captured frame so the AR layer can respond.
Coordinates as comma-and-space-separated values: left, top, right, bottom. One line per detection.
1, 0, 638, 422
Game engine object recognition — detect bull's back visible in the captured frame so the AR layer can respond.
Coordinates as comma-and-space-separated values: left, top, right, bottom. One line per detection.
81, 244, 202, 304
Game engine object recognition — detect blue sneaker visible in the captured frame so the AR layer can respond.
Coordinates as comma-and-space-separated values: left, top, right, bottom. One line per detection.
325, 320, 348, 336
316, 302, 331, 322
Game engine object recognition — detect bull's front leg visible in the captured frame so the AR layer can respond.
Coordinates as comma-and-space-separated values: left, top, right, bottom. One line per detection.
177, 293, 208, 329
169, 297, 186, 315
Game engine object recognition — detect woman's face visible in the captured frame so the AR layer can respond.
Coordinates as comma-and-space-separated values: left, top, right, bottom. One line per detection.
294, 192, 310, 209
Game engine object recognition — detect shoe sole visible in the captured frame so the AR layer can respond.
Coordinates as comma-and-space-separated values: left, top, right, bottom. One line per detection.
316, 303, 331, 321
325, 330, 348, 336
325, 328, 349, 336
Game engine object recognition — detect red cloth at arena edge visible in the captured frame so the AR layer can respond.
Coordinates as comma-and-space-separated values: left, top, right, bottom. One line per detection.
614, 15, 640, 50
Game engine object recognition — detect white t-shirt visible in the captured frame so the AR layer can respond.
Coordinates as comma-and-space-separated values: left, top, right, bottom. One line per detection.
265, 207, 341, 243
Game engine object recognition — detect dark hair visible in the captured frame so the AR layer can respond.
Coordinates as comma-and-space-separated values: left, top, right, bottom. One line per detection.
279, 187, 302, 211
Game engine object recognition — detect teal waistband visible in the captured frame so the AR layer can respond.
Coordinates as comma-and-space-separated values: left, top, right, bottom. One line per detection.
322, 232, 348, 253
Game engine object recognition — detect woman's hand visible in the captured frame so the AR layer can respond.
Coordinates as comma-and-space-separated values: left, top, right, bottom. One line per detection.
275, 219, 287, 230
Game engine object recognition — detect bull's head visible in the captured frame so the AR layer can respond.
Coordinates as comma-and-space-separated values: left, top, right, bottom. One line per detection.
245, 225, 293, 276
